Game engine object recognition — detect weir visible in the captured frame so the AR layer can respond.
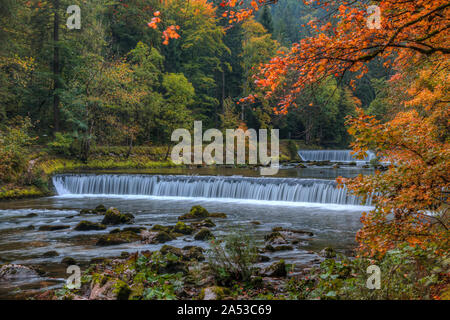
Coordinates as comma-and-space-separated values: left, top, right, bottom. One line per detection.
297, 150, 375, 162
52, 174, 371, 206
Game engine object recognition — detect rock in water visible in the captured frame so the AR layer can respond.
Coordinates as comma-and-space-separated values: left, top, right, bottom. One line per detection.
101, 208, 134, 225
74, 220, 106, 231
194, 228, 214, 241
0, 264, 40, 281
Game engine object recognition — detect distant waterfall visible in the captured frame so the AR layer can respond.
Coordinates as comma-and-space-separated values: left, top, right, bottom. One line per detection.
297, 150, 375, 162
53, 174, 370, 206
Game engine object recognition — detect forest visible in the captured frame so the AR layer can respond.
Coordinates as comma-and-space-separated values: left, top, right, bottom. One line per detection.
0, 0, 448, 301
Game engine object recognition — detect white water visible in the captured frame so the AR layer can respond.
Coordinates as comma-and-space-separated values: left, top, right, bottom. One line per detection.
52, 174, 371, 206
297, 150, 375, 162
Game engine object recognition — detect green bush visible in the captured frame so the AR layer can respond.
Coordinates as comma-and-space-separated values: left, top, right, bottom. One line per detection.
47, 133, 75, 156
293, 244, 450, 300
208, 232, 258, 285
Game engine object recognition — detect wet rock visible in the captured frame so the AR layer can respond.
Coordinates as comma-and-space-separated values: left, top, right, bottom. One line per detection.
178, 205, 210, 220
160, 245, 183, 257
74, 220, 106, 231
262, 260, 287, 277
173, 221, 194, 235
157, 260, 188, 275
101, 208, 134, 225
26, 213, 38, 218
209, 212, 227, 218
61, 257, 77, 265
265, 231, 288, 245
320, 247, 337, 258
257, 254, 271, 262
271, 227, 313, 237
0, 264, 40, 281
265, 244, 293, 252
191, 218, 215, 229
295, 163, 307, 168
182, 246, 205, 261
96, 231, 140, 246
250, 221, 261, 225
141, 230, 173, 244
94, 204, 107, 214
43, 250, 59, 258
38, 225, 70, 231
194, 228, 214, 241
151, 224, 172, 233
79, 208, 95, 214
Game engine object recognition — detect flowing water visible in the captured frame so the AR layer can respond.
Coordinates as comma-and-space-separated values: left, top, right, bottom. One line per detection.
297, 150, 375, 162
0, 165, 374, 298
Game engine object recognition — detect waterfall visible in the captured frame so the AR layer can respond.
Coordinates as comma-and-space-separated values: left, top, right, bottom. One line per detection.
297, 150, 375, 162
52, 174, 370, 206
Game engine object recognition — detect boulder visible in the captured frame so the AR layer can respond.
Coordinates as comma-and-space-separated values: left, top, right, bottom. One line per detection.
178, 205, 209, 220
61, 257, 77, 265
101, 208, 134, 225
320, 247, 337, 258
43, 250, 59, 258
173, 221, 194, 235
141, 230, 173, 244
94, 204, 107, 214
0, 264, 40, 281
96, 231, 140, 246
262, 260, 287, 277
209, 212, 227, 218
74, 220, 106, 231
38, 225, 70, 231
182, 246, 205, 261
160, 245, 183, 257
191, 218, 215, 229
194, 228, 214, 241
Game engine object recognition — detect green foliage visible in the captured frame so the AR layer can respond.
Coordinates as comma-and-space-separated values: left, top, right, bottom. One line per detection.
0, 117, 35, 184
293, 244, 450, 300
47, 133, 74, 156
208, 232, 258, 285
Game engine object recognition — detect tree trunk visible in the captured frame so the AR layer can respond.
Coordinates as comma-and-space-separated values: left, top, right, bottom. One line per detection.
52, 0, 60, 133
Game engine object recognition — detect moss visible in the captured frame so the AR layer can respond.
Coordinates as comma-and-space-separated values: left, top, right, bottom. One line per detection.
160, 245, 183, 257
194, 228, 214, 241
74, 220, 106, 231
208, 212, 227, 218
173, 221, 194, 235
101, 208, 134, 225
96, 231, 140, 246
113, 280, 132, 300
0, 186, 46, 200
151, 224, 171, 233
178, 205, 209, 220
38, 225, 70, 231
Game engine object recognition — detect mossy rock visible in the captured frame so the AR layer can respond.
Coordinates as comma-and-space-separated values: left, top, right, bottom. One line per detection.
178, 205, 210, 220
113, 280, 131, 300
173, 221, 194, 235
169, 232, 184, 238
43, 250, 59, 258
61, 257, 77, 265
209, 212, 227, 218
79, 209, 95, 215
38, 225, 70, 231
266, 245, 293, 252
160, 245, 183, 257
156, 260, 188, 275
182, 246, 205, 261
74, 220, 106, 231
121, 226, 146, 234
96, 231, 140, 246
320, 247, 336, 258
191, 218, 215, 229
94, 204, 107, 214
194, 228, 214, 241
101, 208, 134, 225
151, 224, 172, 233
199, 286, 230, 300
263, 260, 287, 277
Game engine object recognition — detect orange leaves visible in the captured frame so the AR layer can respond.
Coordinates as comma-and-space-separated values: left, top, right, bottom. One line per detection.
162, 25, 180, 45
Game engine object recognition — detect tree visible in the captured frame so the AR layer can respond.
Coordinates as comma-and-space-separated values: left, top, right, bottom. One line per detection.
258, 5, 273, 35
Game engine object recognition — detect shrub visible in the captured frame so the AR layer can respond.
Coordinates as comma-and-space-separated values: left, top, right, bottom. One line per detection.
208, 232, 258, 285
47, 133, 75, 156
